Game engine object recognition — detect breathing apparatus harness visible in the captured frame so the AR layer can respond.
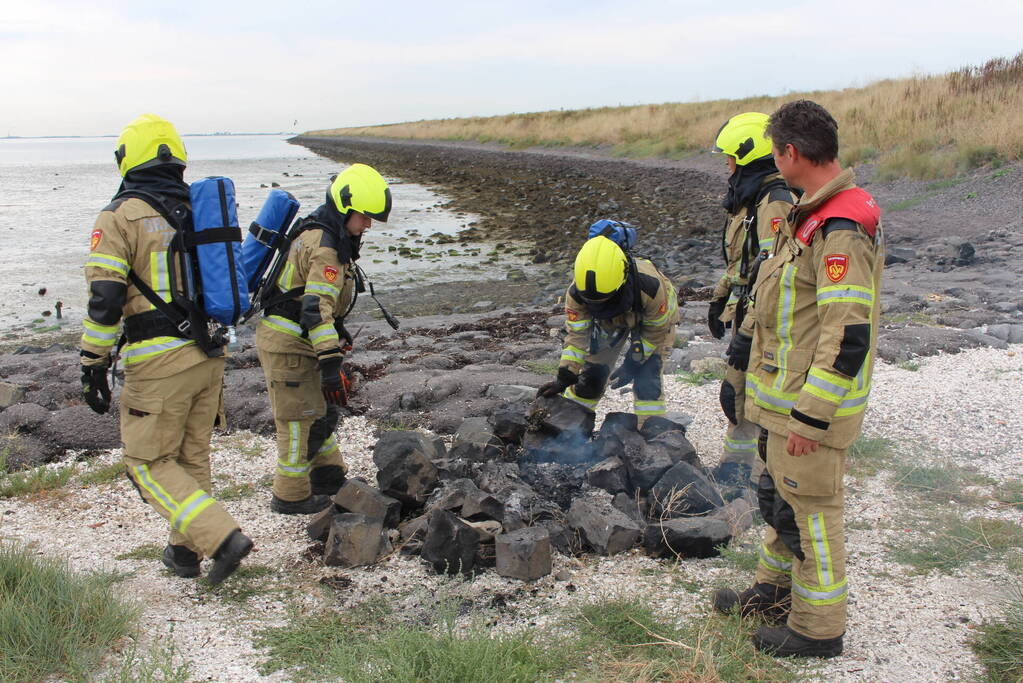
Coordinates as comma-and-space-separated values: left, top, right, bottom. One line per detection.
254, 217, 400, 335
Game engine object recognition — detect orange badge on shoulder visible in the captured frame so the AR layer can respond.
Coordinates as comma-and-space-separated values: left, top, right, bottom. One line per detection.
323, 266, 339, 282
770, 218, 783, 233
90, 229, 102, 251
566, 309, 579, 322
825, 254, 849, 282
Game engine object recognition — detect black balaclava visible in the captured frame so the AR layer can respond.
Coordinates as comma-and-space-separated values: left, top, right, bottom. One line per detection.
308, 192, 362, 263
114, 163, 191, 204
580, 279, 635, 320
722, 155, 780, 214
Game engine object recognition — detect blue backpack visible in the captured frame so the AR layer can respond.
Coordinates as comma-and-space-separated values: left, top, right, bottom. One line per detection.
117, 176, 249, 355
588, 219, 638, 251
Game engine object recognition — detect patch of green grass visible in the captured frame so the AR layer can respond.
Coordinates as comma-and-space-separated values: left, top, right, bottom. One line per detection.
717, 545, 759, 573
79, 461, 125, 486
101, 638, 193, 683
971, 585, 1023, 683
576, 597, 799, 682
992, 480, 1023, 510
847, 435, 896, 478
891, 461, 994, 505
0, 542, 140, 683
202, 564, 279, 603
219, 434, 265, 459
522, 358, 559, 376
115, 543, 163, 562
256, 597, 576, 682
889, 514, 1023, 574
992, 167, 1013, 179
675, 367, 726, 385
897, 360, 921, 371
0, 464, 74, 498
217, 481, 257, 501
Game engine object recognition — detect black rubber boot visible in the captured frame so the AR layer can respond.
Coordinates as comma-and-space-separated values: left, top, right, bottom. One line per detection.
309, 465, 346, 497
712, 582, 791, 623
207, 530, 253, 586
161, 544, 200, 578
753, 625, 844, 658
270, 493, 332, 515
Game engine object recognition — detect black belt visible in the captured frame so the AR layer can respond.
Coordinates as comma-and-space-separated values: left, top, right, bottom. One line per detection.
124, 310, 187, 343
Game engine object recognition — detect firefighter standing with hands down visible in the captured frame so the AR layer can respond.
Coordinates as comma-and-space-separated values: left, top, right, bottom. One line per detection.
80, 114, 252, 584
255, 164, 391, 514
713, 100, 884, 658
709, 112, 796, 479
537, 228, 679, 425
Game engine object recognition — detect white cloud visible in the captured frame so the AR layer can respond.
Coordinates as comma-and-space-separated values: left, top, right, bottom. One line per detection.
1, 0, 1020, 135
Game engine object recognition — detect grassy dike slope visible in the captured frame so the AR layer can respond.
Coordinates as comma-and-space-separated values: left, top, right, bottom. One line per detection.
308, 52, 1023, 180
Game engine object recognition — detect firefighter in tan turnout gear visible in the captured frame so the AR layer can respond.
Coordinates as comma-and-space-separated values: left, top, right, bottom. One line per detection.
708, 112, 796, 479
713, 100, 884, 658
537, 233, 679, 425
255, 164, 391, 514
80, 114, 251, 584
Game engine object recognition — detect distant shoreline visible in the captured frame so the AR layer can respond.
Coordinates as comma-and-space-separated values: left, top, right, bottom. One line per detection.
1, 132, 296, 140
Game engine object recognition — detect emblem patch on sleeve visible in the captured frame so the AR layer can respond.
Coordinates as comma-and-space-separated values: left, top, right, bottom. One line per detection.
90, 229, 102, 251
770, 217, 783, 233
825, 254, 849, 282
566, 309, 579, 322
323, 266, 339, 282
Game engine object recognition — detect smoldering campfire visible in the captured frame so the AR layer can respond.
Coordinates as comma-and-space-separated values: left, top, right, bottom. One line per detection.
305, 395, 756, 580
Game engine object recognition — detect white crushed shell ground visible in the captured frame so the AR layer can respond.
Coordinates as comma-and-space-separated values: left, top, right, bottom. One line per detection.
2, 345, 1021, 682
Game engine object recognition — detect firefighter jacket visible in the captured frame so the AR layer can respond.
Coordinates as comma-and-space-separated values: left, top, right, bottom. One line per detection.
559, 258, 679, 372
81, 197, 208, 380
255, 223, 356, 363
744, 169, 883, 449
712, 173, 795, 323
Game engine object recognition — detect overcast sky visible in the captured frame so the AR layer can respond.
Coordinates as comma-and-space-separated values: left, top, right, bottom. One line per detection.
2, 0, 1020, 137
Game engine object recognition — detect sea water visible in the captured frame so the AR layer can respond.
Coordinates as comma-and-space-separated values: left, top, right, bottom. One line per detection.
0, 135, 519, 336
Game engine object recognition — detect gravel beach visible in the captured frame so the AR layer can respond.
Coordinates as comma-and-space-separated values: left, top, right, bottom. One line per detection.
2, 343, 1020, 681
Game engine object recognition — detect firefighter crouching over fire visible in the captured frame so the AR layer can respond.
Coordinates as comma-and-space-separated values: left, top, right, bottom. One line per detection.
80, 114, 251, 584
713, 100, 884, 658
255, 164, 391, 515
537, 234, 679, 425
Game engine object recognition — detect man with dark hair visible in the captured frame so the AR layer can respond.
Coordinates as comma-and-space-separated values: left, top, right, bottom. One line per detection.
712, 100, 884, 659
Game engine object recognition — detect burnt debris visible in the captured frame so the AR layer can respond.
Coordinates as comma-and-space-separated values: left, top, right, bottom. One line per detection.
304, 395, 755, 579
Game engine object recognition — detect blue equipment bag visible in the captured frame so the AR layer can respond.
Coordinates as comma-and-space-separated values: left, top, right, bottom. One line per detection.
241, 189, 300, 292
588, 219, 637, 251
189, 176, 248, 326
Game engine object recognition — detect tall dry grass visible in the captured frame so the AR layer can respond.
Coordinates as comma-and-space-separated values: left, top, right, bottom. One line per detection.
308, 52, 1023, 178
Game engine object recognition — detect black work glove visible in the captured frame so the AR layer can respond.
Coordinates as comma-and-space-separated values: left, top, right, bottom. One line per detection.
319, 357, 350, 406
609, 354, 644, 390
707, 297, 727, 340
726, 332, 753, 372
719, 380, 738, 425
81, 362, 112, 415
335, 322, 354, 353
536, 367, 578, 398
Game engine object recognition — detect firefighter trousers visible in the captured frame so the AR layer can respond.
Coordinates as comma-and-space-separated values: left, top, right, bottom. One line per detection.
121, 357, 239, 558
753, 429, 848, 640
562, 334, 674, 426
257, 348, 345, 501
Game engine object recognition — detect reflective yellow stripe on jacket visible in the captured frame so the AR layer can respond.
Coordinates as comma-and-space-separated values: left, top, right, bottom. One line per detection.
123, 336, 195, 365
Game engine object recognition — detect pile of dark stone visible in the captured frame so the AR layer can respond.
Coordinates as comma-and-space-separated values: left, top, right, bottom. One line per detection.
305, 395, 755, 581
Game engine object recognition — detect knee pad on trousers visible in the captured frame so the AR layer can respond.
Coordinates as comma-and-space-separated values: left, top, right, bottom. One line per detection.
306, 404, 340, 459
575, 363, 610, 399
758, 468, 805, 561
634, 354, 663, 400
